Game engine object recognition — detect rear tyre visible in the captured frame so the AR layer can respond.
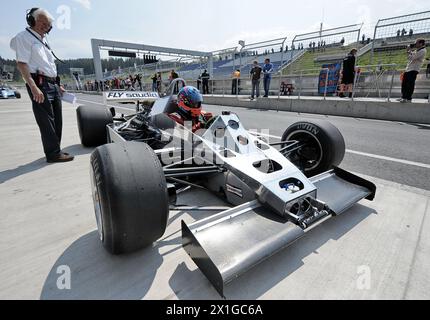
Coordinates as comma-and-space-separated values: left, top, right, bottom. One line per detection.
77, 105, 113, 147
282, 120, 345, 177
90, 142, 169, 254
14, 91, 21, 99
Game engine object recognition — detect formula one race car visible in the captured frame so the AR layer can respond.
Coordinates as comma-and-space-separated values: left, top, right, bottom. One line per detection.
76, 79, 376, 297
0, 83, 21, 99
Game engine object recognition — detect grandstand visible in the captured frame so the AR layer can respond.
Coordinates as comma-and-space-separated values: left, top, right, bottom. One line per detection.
74, 10, 430, 98
282, 44, 360, 75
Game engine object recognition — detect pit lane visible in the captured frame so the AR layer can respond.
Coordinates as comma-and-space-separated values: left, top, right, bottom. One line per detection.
0, 92, 429, 299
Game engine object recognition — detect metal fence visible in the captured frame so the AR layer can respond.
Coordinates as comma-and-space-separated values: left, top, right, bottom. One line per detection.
369, 11, 430, 66
180, 64, 430, 103
70, 62, 430, 103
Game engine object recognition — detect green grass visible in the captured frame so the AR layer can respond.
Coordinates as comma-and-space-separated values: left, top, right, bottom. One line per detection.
282, 46, 354, 75
356, 49, 407, 68
282, 46, 414, 75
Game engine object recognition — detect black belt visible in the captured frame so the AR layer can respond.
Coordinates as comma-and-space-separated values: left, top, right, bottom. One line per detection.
31, 73, 58, 85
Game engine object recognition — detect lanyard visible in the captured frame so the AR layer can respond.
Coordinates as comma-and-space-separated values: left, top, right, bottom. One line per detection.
26, 28, 65, 64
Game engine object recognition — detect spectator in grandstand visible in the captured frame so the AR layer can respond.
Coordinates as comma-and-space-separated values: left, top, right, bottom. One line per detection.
201, 69, 210, 94
285, 44, 289, 52
401, 28, 407, 37
409, 29, 413, 37
339, 48, 357, 98
398, 39, 427, 103
151, 73, 157, 92
362, 34, 365, 44
397, 30, 401, 38
250, 61, 262, 100
231, 69, 241, 95
340, 37, 345, 46
263, 58, 274, 98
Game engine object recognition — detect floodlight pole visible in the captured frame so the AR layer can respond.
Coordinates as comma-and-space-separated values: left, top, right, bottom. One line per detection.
238, 41, 245, 73
370, 20, 380, 66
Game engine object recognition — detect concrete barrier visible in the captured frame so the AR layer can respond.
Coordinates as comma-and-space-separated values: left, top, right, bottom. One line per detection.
203, 96, 430, 124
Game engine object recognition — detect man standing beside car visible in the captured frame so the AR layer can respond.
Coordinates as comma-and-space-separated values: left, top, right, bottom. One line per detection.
10, 8, 74, 162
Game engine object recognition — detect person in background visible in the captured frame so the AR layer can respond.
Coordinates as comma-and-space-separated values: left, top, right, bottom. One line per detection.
169, 70, 179, 93
201, 69, 210, 94
262, 58, 274, 97
398, 39, 427, 103
197, 74, 202, 91
156, 72, 162, 93
151, 73, 157, 92
231, 69, 241, 95
339, 48, 357, 98
426, 57, 430, 79
249, 61, 262, 100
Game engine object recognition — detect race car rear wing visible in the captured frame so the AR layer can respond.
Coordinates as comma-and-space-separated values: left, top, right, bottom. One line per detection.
103, 91, 159, 105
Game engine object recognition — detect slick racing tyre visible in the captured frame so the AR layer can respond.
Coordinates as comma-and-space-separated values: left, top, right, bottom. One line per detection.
77, 105, 113, 147
282, 120, 345, 177
14, 91, 21, 99
90, 142, 169, 254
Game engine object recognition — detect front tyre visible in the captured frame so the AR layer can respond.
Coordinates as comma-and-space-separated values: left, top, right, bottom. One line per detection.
282, 120, 345, 177
90, 142, 169, 254
77, 105, 113, 147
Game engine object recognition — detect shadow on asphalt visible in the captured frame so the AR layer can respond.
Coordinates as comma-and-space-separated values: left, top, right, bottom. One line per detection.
39, 189, 225, 300
0, 157, 47, 184
0, 144, 93, 184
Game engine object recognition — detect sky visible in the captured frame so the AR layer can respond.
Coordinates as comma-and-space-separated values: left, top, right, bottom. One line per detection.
1, 0, 429, 60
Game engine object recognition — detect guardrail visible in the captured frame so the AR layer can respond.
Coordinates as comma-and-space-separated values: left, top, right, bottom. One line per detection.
70, 64, 430, 103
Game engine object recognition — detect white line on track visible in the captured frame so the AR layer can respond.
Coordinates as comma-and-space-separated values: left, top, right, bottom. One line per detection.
345, 150, 430, 169
253, 132, 430, 169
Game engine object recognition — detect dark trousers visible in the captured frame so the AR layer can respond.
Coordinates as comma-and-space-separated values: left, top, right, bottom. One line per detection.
231, 79, 240, 94
26, 82, 63, 159
251, 79, 260, 98
263, 76, 271, 96
401, 70, 419, 100
203, 80, 209, 94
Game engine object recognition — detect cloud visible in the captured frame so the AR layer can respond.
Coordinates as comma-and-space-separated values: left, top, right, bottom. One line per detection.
73, 0, 91, 10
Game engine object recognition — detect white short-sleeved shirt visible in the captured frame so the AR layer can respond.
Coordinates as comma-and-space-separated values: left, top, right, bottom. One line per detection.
406, 47, 427, 73
10, 29, 57, 78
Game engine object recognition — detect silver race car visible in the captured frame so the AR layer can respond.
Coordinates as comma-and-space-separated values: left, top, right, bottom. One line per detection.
77, 79, 376, 297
